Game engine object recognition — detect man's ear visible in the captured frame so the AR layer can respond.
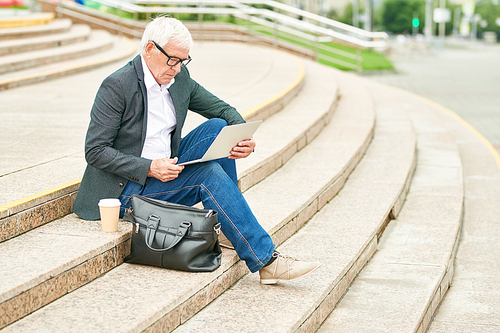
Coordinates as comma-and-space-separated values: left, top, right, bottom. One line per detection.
144, 42, 155, 58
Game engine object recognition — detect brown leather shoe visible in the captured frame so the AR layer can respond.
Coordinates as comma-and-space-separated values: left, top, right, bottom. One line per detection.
259, 253, 322, 284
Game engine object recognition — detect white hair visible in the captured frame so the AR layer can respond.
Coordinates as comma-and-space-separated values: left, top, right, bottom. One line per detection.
140, 16, 193, 55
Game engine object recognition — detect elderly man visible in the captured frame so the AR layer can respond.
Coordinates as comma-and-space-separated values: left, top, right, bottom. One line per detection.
73, 16, 320, 284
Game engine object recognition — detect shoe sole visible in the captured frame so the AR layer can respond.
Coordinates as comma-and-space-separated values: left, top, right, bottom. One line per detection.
260, 263, 322, 285
220, 244, 235, 250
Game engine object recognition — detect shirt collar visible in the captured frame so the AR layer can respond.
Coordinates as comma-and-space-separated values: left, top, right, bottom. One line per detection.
141, 55, 175, 91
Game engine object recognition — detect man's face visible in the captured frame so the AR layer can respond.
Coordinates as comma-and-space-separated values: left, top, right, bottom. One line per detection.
144, 40, 190, 86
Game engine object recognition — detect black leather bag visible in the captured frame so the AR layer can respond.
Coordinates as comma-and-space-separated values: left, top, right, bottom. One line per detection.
123, 194, 222, 272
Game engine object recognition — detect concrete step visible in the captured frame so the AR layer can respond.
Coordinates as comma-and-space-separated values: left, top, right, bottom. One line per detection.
0, 65, 373, 332
0, 29, 114, 74
0, 12, 55, 29
317, 82, 464, 333
0, 42, 304, 242
427, 95, 500, 331
0, 215, 132, 330
184, 42, 307, 127
235, 56, 338, 192
0, 17, 71, 39
0, 35, 137, 244
0, 44, 324, 327
0, 23, 91, 56
0, 32, 136, 92
172, 74, 417, 333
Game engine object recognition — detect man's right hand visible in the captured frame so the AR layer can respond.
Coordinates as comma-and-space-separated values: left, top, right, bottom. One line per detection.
147, 157, 184, 182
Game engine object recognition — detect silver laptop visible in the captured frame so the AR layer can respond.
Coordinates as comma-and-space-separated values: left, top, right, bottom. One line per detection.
178, 120, 262, 166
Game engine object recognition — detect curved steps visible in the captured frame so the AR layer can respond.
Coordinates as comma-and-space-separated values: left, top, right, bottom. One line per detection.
0, 40, 487, 332
172, 72, 416, 333
0, 42, 339, 329
317, 82, 464, 332
0, 42, 307, 242
0, 16, 136, 91
0, 58, 372, 332
0, 17, 71, 39
427, 94, 500, 331
0, 24, 91, 56
0, 12, 55, 29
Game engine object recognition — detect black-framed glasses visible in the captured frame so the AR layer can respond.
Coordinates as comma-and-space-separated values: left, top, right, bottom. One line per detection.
150, 40, 192, 67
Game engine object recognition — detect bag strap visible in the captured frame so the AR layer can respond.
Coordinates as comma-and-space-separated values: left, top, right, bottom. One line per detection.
145, 214, 192, 254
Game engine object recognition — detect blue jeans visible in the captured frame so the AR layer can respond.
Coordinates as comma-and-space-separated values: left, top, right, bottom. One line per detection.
119, 119, 275, 273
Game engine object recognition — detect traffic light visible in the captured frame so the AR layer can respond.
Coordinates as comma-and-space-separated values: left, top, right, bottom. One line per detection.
412, 17, 420, 28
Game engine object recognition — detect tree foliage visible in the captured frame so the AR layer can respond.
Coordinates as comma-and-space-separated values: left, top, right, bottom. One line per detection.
381, 0, 424, 34
476, 3, 500, 40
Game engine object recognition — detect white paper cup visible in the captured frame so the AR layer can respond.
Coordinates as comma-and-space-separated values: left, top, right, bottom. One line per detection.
98, 198, 121, 233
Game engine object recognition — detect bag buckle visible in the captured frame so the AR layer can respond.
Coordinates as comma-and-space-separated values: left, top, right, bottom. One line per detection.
213, 223, 221, 235
178, 221, 192, 235
148, 214, 160, 222
180, 221, 192, 228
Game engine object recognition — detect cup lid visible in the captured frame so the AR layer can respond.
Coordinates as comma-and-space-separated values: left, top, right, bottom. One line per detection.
98, 198, 121, 207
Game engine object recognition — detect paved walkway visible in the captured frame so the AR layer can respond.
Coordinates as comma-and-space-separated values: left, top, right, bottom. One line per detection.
367, 40, 500, 154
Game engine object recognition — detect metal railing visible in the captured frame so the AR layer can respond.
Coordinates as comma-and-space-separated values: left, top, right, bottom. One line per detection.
131, 0, 388, 49
53, 0, 389, 71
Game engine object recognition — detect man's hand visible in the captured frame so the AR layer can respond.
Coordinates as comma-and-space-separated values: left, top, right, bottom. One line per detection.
229, 138, 256, 159
148, 157, 184, 182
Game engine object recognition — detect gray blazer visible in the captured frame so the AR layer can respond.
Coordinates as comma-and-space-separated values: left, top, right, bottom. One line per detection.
73, 55, 245, 220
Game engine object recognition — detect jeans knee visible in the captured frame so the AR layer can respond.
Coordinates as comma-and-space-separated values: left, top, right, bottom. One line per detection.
199, 161, 232, 184
203, 161, 224, 175
206, 118, 228, 131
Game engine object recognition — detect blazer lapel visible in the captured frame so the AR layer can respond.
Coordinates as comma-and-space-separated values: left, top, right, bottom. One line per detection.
168, 78, 187, 127
133, 56, 149, 148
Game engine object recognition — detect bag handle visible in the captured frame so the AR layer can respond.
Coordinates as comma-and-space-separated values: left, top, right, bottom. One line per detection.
145, 214, 191, 254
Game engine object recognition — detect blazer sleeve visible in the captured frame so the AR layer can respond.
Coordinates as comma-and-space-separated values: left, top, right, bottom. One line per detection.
84, 74, 151, 186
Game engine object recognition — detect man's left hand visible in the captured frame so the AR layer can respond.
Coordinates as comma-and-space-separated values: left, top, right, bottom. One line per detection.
229, 138, 256, 159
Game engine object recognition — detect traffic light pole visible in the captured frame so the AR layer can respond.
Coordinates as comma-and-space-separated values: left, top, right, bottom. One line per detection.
439, 0, 446, 38
425, 0, 433, 42
412, 11, 419, 36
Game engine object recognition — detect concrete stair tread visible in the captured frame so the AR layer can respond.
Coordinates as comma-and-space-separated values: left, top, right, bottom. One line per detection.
0, 44, 313, 327
0, 215, 131, 304
0, 12, 55, 29
427, 85, 500, 332
0, 29, 114, 74
243, 71, 374, 237
236, 57, 338, 192
0, 56, 327, 308
0, 34, 137, 90
182, 42, 305, 133
0, 37, 137, 222
0, 12, 54, 22
0, 67, 374, 331
0, 18, 72, 39
0, 24, 92, 56
317, 82, 464, 332
172, 73, 417, 333
0, 41, 302, 244
202, 45, 305, 120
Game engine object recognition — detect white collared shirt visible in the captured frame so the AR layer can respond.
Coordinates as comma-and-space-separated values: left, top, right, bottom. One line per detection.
140, 55, 177, 160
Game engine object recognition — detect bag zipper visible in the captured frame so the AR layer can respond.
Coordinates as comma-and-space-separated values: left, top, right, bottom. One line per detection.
132, 194, 214, 215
